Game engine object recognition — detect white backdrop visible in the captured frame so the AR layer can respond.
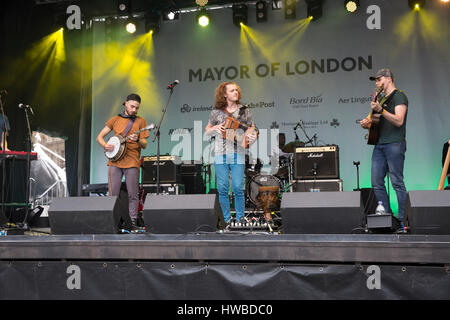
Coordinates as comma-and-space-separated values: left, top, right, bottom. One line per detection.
90, 0, 450, 212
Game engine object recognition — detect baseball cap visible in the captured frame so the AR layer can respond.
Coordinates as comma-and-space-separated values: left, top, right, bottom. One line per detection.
369, 68, 394, 81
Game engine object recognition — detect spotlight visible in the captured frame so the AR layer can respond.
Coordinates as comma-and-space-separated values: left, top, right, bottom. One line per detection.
125, 19, 137, 34
117, 0, 131, 16
345, 0, 359, 13
408, 0, 425, 9
272, 0, 283, 10
256, 1, 268, 22
196, 0, 209, 6
305, 0, 323, 21
232, 4, 248, 27
197, 8, 210, 27
163, 9, 179, 21
284, 0, 296, 19
145, 12, 160, 34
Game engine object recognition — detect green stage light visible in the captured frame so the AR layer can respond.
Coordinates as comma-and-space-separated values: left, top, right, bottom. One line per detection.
197, 9, 210, 27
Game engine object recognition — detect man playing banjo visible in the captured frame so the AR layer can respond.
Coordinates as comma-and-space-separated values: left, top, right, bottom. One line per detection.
97, 93, 150, 231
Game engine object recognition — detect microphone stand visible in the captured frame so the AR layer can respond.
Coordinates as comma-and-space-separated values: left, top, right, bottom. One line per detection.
21, 106, 33, 228
353, 161, 360, 191
298, 121, 317, 146
152, 86, 176, 195
0, 93, 9, 222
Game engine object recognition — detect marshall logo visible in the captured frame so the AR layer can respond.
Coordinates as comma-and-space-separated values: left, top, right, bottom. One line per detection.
308, 153, 324, 158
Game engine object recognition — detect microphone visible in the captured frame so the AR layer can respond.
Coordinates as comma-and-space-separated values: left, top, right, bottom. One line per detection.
167, 80, 180, 90
294, 120, 302, 130
19, 103, 34, 115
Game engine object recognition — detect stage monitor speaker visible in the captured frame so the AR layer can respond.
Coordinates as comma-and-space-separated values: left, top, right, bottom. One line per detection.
281, 191, 363, 234
143, 194, 223, 233
141, 155, 181, 183
294, 146, 339, 180
48, 196, 118, 234
404, 190, 450, 235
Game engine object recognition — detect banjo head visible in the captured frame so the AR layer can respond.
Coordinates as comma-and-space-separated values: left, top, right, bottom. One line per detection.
105, 135, 126, 161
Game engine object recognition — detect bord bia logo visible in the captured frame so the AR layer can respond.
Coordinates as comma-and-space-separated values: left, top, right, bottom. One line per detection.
290, 94, 323, 109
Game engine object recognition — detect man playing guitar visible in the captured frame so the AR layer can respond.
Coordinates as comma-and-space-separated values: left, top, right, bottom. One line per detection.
360, 69, 409, 224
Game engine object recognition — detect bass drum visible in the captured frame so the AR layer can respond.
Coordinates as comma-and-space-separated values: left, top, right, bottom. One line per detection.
246, 174, 281, 206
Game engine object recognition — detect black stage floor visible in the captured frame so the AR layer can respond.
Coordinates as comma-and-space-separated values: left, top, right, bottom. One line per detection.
1, 232, 450, 299
1, 233, 450, 264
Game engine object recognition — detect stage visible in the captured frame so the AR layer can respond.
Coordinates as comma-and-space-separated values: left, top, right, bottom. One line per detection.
1, 232, 449, 299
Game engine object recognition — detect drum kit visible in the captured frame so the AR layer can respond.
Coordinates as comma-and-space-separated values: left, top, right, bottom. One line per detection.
243, 140, 304, 225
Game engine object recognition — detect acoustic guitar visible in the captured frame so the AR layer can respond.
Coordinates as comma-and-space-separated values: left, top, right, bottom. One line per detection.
367, 86, 384, 145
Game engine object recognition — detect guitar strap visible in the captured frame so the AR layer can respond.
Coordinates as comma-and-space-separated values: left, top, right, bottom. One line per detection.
122, 117, 136, 137
379, 89, 397, 109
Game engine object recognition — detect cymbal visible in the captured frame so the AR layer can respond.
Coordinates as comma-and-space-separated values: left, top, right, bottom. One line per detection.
281, 140, 305, 153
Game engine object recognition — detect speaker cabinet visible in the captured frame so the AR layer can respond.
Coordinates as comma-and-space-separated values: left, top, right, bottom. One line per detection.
294, 146, 339, 179
48, 196, 118, 234
141, 156, 181, 183
405, 190, 450, 235
281, 191, 362, 234
291, 179, 342, 192
143, 194, 223, 233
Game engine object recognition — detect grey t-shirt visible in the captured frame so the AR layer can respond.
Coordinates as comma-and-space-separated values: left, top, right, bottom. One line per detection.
207, 104, 254, 156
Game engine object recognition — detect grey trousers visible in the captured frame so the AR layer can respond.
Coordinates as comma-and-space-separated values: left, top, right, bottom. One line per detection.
108, 166, 139, 220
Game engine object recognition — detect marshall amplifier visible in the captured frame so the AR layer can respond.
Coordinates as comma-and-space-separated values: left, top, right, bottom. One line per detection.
294, 146, 339, 180
141, 155, 181, 183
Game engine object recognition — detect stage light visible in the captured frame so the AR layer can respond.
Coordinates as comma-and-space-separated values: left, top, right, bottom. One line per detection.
145, 12, 160, 34
117, 0, 131, 16
305, 0, 323, 21
256, 1, 268, 22
125, 19, 137, 34
163, 9, 179, 21
196, 0, 209, 6
284, 0, 296, 19
408, 0, 425, 10
345, 0, 359, 13
197, 8, 210, 27
272, 0, 282, 10
233, 4, 248, 27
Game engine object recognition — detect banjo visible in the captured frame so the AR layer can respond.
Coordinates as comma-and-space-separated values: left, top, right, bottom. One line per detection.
105, 123, 154, 162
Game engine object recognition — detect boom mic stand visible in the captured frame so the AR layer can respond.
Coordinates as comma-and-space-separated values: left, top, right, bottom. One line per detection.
298, 120, 317, 146
152, 84, 177, 195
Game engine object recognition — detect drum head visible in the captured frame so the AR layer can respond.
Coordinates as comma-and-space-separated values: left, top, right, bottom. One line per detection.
104, 136, 122, 159
247, 174, 281, 205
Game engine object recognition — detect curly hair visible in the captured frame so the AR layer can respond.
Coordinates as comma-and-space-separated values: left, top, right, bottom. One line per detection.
214, 81, 242, 110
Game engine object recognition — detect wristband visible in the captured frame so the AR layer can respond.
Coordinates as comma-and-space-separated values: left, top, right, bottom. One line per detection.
381, 109, 386, 115
101, 141, 106, 147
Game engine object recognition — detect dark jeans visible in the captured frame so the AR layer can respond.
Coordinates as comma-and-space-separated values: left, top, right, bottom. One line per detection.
371, 141, 407, 222
108, 166, 139, 220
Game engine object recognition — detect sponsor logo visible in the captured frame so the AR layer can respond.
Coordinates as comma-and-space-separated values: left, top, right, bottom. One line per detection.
180, 104, 213, 113
330, 118, 340, 128
290, 94, 323, 109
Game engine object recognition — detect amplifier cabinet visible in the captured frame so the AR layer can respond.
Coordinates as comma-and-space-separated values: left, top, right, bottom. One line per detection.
141, 156, 181, 183
294, 146, 339, 179
291, 179, 343, 192
142, 183, 185, 195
